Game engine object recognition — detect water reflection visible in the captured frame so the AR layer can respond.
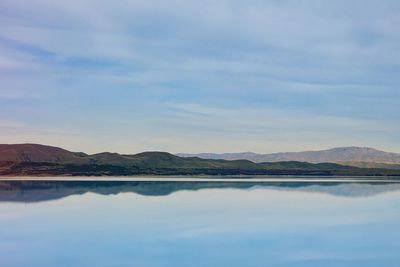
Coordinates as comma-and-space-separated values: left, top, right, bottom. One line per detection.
0, 181, 400, 267
1, 180, 400, 202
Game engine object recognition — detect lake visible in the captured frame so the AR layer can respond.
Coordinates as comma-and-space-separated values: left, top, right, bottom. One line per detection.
1, 180, 400, 267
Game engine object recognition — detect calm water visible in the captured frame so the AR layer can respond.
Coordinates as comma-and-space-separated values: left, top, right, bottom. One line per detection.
1, 180, 400, 267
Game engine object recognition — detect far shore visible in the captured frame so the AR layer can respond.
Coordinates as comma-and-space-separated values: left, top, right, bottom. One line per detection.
1, 176, 400, 183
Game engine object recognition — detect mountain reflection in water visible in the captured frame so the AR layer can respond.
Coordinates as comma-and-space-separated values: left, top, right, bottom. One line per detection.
1, 180, 400, 267
1, 180, 400, 202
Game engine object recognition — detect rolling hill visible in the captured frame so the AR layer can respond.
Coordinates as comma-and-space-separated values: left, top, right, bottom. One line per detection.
177, 147, 400, 165
1, 144, 400, 177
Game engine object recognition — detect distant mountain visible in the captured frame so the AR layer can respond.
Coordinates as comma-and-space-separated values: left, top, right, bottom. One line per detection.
177, 147, 400, 165
1, 144, 400, 177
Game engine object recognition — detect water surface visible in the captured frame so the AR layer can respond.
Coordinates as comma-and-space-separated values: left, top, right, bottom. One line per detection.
1, 180, 400, 267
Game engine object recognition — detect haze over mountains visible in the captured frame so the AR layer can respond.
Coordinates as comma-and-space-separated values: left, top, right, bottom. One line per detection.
178, 147, 400, 167
1, 144, 400, 177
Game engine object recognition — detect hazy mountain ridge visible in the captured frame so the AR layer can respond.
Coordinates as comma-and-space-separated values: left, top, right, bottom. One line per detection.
1, 144, 400, 177
177, 147, 400, 165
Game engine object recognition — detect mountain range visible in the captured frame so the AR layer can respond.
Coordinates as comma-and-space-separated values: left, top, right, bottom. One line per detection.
177, 147, 400, 168
1, 144, 400, 177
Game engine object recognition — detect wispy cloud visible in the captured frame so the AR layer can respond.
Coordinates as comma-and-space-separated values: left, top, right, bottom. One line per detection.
0, 0, 399, 152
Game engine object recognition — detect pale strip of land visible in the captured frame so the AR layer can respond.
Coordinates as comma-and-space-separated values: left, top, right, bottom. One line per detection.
0, 176, 399, 183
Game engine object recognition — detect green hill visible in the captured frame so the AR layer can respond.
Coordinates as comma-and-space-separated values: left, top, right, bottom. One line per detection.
1, 144, 400, 177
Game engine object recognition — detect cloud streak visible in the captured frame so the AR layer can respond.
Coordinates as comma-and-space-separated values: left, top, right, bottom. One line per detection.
0, 0, 399, 153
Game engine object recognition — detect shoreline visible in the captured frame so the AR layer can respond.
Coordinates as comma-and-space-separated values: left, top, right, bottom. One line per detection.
1, 176, 400, 183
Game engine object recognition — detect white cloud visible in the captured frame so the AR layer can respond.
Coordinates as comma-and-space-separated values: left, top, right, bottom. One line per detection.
0, 0, 399, 152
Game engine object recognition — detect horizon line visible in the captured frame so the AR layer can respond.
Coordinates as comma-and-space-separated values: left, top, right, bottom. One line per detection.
1, 142, 399, 156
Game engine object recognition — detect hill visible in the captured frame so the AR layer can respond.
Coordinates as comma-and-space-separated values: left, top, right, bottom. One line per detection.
1, 144, 400, 177
177, 147, 400, 165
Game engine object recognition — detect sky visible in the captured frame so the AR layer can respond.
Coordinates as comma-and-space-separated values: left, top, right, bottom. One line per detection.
0, 0, 399, 154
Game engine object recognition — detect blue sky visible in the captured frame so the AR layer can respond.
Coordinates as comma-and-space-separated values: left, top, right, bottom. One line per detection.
0, 0, 399, 153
